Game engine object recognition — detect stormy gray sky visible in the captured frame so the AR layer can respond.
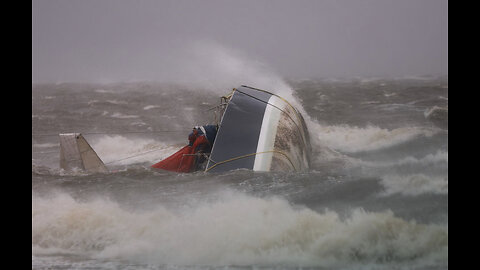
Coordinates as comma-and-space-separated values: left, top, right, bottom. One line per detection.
32, 0, 448, 83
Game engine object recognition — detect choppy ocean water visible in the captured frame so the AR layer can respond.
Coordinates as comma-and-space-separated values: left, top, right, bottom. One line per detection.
32, 76, 448, 269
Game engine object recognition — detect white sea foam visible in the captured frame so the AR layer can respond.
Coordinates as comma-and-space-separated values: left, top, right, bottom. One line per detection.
88, 99, 127, 106
398, 150, 448, 165
347, 150, 448, 169
307, 122, 438, 153
32, 191, 448, 267
333, 150, 448, 196
87, 99, 100, 105
110, 112, 139, 119
94, 89, 115, 94
91, 135, 182, 165
143, 105, 160, 110
106, 100, 128, 105
33, 143, 58, 149
424, 106, 448, 119
380, 174, 448, 196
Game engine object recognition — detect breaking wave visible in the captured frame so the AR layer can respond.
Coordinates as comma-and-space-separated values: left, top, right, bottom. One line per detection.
307, 123, 439, 153
32, 191, 447, 268
380, 174, 448, 196
344, 150, 448, 173
424, 106, 448, 129
32, 39, 448, 269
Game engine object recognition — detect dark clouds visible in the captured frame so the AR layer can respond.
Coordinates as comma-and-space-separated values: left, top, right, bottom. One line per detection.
32, 0, 448, 83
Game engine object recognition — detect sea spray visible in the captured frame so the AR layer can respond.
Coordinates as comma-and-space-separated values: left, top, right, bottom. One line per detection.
32, 190, 447, 267
33, 76, 448, 269
173, 40, 293, 95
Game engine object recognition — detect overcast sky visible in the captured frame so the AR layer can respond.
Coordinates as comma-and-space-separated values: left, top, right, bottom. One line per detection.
32, 0, 448, 83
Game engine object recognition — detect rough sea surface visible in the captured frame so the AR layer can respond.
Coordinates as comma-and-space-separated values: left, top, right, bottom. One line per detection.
32, 76, 448, 270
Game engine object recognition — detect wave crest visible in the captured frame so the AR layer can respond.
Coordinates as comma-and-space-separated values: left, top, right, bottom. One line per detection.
32, 191, 448, 267
308, 122, 439, 153
380, 174, 448, 196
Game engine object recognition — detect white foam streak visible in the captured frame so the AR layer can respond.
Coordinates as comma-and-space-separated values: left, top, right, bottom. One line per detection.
381, 174, 448, 196
347, 150, 448, 169
308, 123, 438, 153
397, 150, 448, 165
143, 105, 160, 110
33, 143, 58, 149
110, 112, 139, 119
32, 192, 448, 267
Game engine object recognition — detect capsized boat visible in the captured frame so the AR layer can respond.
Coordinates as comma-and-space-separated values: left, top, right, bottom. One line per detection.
57, 86, 311, 173
152, 85, 312, 173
